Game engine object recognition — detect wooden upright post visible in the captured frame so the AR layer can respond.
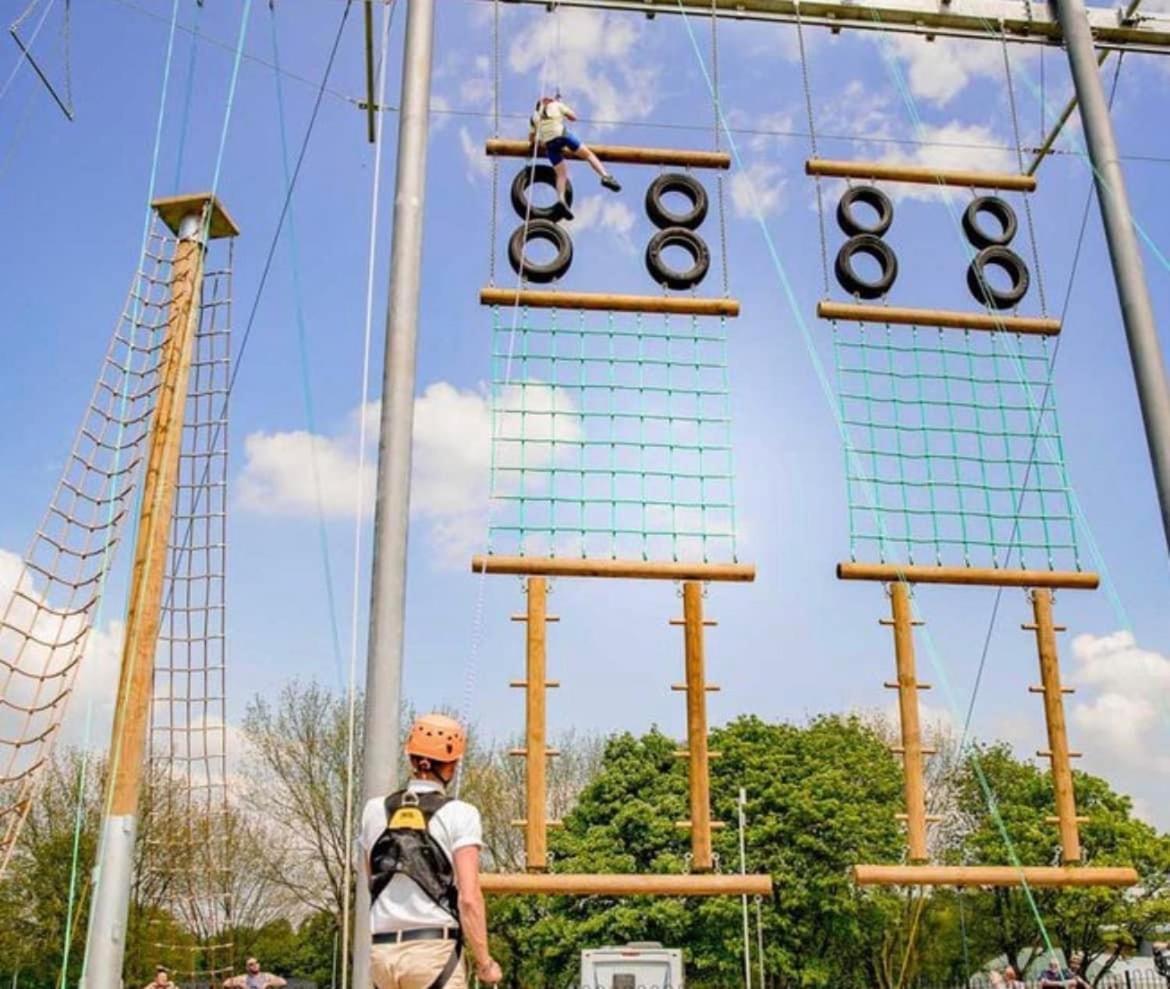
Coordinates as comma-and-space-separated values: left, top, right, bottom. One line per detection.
887, 582, 930, 863
1028, 589, 1082, 864
524, 577, 549, 872
682, 581, 714, 872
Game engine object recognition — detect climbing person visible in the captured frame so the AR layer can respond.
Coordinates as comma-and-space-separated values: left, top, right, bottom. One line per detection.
359, 713, 502, 988
222, 958, 287, 989
528, 94, 621, 221
142, 966, 171, 989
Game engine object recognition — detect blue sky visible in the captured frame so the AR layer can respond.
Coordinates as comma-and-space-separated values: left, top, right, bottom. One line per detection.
1, 0, 1169, 829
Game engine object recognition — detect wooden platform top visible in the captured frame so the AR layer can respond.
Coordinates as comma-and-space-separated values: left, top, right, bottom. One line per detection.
806, 158, 1037, 192
152, 193, 240, 240
471, 555, 756, 582
480, 287, 740, 318
818, 301, 1062, 337
487, 138, 731, 170
854, 864, 1138, 888
480, 872, 772, 896
837, 562, 1100, 591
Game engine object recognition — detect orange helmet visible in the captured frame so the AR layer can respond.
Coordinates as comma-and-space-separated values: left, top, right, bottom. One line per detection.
405, 713, 467, 763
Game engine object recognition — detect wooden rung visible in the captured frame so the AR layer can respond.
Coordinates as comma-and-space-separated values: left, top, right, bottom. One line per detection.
892, 746, 938, 755
472, 555, 756, 582
1029, 685, 1074, 694
674, 749, 723, 759
511, 819, 564, 828
838, 561, 1099, 590
676, 820, 728, 829
486, 138, 731, 170
896, 813, 943, 823
511, 614, 561, 622
818, 300, 1061, 337
883, 681, 932, 690
509, 748, 562, 757
671, 683, 721, 692
880, 617, 924, 627
509, 679, 561, 688
1046, 815, 1090, 824
669, 618, 718, 627
805, 158, 1037, 191
479, 872, 773, 896
480, 288, 741, 318
1037, 750, 1083, 759
1022, 622, 1067, 632
852, 865, 1137, 887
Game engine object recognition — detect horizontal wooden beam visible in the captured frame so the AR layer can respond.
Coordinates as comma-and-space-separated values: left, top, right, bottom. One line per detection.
818, 301, 1062, 336
486, 138, 731, 169
479, 872, 773, 896
471, 555, 756, 582
837, 562, 1099, 590
481, 287, 740, 317
806, 158, 1037, 192
854, 865, 1138, 888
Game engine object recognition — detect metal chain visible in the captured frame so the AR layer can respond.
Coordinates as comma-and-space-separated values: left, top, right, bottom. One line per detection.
711, 0, 729, 296
488, 0, 501, 286
1000, 28, 1047, 315
795, 2, 831, 297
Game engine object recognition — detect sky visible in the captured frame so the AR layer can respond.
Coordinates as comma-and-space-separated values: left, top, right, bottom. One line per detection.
0, 0, 1169, 834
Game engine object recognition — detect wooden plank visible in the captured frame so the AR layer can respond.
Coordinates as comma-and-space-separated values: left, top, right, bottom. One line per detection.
837, 562, 1099, 590
818, 301, 1061, 336
524, 577, 549, 872
481, 287, 740, 317
806, 158, 1037, 191
472, 556, 756, 582
888, 582, 929, 863
480, 873, 773, 896
486, 138, 731, 169
853, 865, 1138, 887
151, 193, 240, 239
682, 582, 713, 871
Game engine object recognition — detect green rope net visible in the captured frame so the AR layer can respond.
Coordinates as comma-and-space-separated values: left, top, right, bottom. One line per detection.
486, 305, 739, 563
832, 321, 1081, 572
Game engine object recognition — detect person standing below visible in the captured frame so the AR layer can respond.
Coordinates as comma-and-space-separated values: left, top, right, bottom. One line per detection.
1040, 957, 1073, 989
222, 957, 287, 989
142, 965, 172, 989
528, 94, 621, 221
359, 713, 502, 989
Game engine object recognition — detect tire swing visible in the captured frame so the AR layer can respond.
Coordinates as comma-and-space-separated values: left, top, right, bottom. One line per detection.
961, 196, 1030, 310
645, 172, 709, 230
509, 219, 573, 284
834, 185, 898, 300
646, 227, 711, 291
511, 163, 573, 222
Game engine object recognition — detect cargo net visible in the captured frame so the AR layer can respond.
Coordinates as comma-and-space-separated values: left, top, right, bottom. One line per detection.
832, 322, 1081, 571
486, 306, 739, 562
0, 221, 176, 876
145, 247, 234, 982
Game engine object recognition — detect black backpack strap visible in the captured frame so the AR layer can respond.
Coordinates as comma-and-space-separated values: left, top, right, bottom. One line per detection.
425, 934, 463, 989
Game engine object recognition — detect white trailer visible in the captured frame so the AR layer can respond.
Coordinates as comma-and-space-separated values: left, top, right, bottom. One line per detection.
580, 941, 684, 988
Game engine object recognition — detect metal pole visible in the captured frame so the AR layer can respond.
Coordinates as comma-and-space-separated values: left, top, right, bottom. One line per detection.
352, 3, 435, 988
1056, 0, 1170, 555
738, 788, 752, 989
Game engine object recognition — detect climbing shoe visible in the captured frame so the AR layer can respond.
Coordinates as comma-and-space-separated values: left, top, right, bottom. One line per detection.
600, 174, 621, 193
559, 199, 575, 221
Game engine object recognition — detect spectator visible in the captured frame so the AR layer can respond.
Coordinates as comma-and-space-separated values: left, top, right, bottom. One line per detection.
143, 966, 172, 989
1040, 957, 1072, 989
223, 957, 287, 989
1004, 965, 1025, 989
1152, 942, 1169, 983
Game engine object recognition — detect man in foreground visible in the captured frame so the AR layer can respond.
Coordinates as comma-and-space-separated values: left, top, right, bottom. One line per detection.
223, 957, 286, 989
359, 713, 502, 988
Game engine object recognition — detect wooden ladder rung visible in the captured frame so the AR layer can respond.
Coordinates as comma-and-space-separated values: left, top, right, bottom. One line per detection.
671, 683, 721, 692
486, 138, 732, 169
805, 157, 1037, 191
509, 747, 562, 757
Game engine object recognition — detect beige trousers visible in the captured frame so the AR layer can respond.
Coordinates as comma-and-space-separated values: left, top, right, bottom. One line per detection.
370, 940, 467, 989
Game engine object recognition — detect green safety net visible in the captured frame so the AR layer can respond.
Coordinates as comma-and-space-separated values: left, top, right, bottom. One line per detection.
486, 305, 739, 563
832, 321, 1081, 572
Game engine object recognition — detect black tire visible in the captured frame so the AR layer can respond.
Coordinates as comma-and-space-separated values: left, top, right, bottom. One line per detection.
508, 220, 573, 284
836, 185, 894, 237
644, 172, 709, 230
510, 164, 572, 222
962, 196, 1018, 249
966, 245, 1030, 310
835, 234, 898, 300
645, 227, 711, 290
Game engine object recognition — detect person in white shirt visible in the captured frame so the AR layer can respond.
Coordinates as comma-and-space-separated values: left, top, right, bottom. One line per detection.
359, 713, 501, 988
529, 94, 621, 220
222, 958, 286, 989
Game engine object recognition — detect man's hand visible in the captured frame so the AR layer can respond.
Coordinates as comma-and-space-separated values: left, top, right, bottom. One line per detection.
476, 958, 503, 984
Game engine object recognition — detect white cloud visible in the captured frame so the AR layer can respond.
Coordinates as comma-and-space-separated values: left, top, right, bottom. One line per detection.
508, 9, 659, 126
730, 161, 787, 219
564, 195, 637, 252
876, 120, 1017, 203
886, 35, 1009, 106
458, 126, 493, 184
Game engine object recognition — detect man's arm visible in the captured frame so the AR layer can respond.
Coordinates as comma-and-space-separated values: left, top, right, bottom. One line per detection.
263, 975, 287, 988
453, 846, 501, 984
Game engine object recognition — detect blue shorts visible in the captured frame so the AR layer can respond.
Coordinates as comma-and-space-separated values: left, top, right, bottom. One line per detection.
544, 130, 581, 165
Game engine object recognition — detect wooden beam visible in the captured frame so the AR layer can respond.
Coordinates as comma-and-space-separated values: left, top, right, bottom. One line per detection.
524, 577, 550, 872
472, 556, 756, 582
480, 287, 740, 317
837, 562, 1099, 590
486, 138, 731, 169
853, 865, 1138, 888
479, 873, 774, 896
818, 301, 1061, 336
682, 581, 713, 871
806, 158, 1037, 191
151, 193, 240, 240
1029, 589, 1082, 864
888, 582, 930, 863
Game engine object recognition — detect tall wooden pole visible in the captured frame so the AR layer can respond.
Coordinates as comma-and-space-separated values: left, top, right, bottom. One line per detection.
1028, 589, 1082, 864
682, 581, 714, 872
83, 195, 237, 989
524, 577, 549, 871
886, 582, 930, 863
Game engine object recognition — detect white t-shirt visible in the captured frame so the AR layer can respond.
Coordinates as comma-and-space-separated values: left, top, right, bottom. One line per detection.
530, 99, 576, 144
358, 779, 482, 933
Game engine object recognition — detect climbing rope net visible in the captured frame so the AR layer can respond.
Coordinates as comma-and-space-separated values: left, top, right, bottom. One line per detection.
0, 222, 173, 876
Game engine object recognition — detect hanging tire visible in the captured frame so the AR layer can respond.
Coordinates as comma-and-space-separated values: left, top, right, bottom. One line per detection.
834, 234, 898, 300
644, 172, 709, 230
836, 185, 894, 237
645, 227, 710, 290
966, 246, 1030, 310
510, 164, 572, 222
962, 196, 1018, 249
508, 219, 573, 283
